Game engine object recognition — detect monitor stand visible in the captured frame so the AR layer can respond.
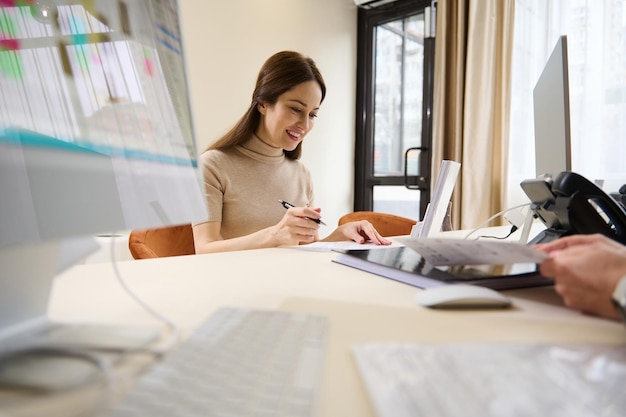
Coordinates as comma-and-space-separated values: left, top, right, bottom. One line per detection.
0, 348, 106, 391
0, 325, 159, 392
528, 228, 567, 245
0, 242, 160, 392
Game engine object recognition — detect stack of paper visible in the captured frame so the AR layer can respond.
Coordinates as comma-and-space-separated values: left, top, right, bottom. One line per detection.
413, 160, 461, 238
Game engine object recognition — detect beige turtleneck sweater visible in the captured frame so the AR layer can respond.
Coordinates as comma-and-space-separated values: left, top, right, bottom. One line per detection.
198, 136, 314, 239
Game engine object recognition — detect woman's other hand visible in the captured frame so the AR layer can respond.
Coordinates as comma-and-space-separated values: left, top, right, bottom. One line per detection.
323, 220, 392, 245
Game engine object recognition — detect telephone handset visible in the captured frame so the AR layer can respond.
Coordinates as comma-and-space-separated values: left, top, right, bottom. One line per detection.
521, 171, 626, 245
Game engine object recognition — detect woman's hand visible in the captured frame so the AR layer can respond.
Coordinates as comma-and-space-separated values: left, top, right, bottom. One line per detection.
270, 206, 322, 246
322, 220, 392, 245
192, 206, 321, 253
535, 234, 626, 319
193, 207, 392, 253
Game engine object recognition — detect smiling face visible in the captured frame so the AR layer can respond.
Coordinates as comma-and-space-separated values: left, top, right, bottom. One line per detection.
255, 80, 323, 151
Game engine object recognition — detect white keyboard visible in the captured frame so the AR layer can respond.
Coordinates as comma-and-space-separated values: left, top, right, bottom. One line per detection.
100, 308, 328, 417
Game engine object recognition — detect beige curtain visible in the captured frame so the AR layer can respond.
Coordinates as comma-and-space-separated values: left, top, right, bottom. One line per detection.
432, 0, 515, 230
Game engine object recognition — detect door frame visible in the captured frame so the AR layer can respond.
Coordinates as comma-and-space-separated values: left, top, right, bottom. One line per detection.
354, 0, 435, 218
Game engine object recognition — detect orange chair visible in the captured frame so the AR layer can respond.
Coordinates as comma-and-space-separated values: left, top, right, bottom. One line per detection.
338, 211, 417, 237
128, 224, 195, 259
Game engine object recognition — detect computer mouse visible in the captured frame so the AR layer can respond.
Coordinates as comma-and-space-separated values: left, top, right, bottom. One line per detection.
415, 284, 512, 309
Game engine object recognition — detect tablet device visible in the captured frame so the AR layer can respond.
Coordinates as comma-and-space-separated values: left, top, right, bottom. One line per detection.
333, 246, 553, 290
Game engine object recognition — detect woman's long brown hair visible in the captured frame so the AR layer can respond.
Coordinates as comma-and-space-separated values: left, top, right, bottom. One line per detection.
206, 51, 326, 160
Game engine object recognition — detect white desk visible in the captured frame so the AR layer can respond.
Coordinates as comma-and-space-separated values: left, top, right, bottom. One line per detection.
7, 236, 626, 416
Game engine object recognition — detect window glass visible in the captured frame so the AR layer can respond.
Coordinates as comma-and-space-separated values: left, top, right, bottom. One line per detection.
509, 0, 626, 206
373, 13, 424, 177
373, 185, 421, 219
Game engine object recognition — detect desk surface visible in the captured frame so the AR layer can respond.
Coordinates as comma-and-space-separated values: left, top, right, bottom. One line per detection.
36, 238, 625, 417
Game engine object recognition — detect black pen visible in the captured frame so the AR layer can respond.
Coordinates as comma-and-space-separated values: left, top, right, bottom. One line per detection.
278, 200, 326, 226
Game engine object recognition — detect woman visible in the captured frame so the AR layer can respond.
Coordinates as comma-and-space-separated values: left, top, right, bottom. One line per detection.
193, 51, 391, 254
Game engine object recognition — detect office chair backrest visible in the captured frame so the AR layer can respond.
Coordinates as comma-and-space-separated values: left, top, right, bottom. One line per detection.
128, 224, 195, 259
338, 211, 417, 237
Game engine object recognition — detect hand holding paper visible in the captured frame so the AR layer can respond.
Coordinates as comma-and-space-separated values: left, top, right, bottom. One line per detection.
397, 237, 548, 266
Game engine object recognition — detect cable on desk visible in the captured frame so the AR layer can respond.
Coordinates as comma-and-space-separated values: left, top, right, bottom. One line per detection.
463, 203, 531, 240
476, 225, 518, 240
109, 234, 181, 355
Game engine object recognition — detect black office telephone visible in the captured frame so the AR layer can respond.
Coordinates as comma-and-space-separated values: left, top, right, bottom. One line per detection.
521, 171, 626, 245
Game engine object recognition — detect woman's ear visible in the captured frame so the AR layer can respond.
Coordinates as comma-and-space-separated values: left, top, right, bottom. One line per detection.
257, 101, 267, 115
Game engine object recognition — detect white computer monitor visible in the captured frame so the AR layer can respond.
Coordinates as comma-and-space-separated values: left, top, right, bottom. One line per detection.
0, 0, 207, 343
533, 35, 572, 179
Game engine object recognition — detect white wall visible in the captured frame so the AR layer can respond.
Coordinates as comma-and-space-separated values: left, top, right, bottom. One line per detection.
179, 0, 359, 227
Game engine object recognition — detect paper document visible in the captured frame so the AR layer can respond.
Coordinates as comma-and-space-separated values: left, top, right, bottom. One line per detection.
353, 343, 626, 417
413, 160, 460, 238
396, 237, 548, 266
292, 241, 399, 252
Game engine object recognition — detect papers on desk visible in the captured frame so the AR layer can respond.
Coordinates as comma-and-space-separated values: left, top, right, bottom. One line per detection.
292, 241, 400, 252
413, 160, 460, 238
395, 237, 548, 266
353, 343, 626, 417
295, 235, 549, 267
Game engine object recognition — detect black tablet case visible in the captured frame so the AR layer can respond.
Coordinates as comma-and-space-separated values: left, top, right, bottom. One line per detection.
332, 246, 553, 291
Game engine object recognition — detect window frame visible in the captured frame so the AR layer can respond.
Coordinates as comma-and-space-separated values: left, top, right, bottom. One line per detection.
354, 0, 435, 218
